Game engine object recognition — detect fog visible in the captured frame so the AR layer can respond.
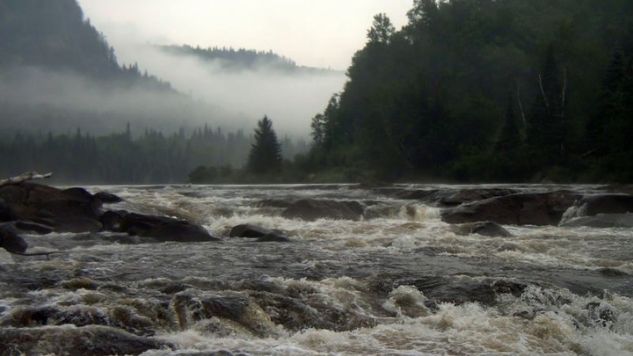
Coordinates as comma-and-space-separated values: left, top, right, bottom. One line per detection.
115, 41, 347, 136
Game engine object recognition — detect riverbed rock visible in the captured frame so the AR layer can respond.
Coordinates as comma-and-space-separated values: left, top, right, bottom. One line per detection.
282, 199, 364, 221
570, 194, 633, 217
101, 210, 218, 242
451, 221, 512, 237
0, 325, 168, 356
441, 191, 579, 226
230, 224, 273, 238
94, 191, 124, 204
561, 213, 633, 228
0, 183, 102, 232
0, 223, 28, 254
401, 277, 527, 306
437, 188, 518, 207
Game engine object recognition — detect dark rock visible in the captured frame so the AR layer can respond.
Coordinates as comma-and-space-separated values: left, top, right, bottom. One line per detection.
442, 191, 579, 226
451, 221, 512, 237
0, 224, 28, 254
0, 183, 102, 233
568, 194, 633, 218
598, 268, 629, 277
282, 199, 364, 221
561, 214, 633, 228
0, 198, 15, 222
586, 302, 618, 327
14, 221, 54, 234
402, 277, 527, 306
230, 224, 273, 238
0, 325, 168, 356
438, 188, 518, 207
258, 199, 294, 208
257, 233, 291, 243
94, 191, 124, 204
101, 210, 218, 242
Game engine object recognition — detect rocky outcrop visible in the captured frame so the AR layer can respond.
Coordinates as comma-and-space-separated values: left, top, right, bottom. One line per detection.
567, 194, 633, 218
0, 224, 28, 254
441, 191, 579, 226
0, 325, 168, 356
282, 199, 364, 221
561, 214, 633, 228
451, 221, 512, 237
0, 183, 102, 233
229, 224, 290, 242
101, 211, 218, 243
94, 191, 123, 204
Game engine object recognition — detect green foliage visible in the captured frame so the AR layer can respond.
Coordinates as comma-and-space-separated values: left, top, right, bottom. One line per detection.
247, 116, 283, 175
307, 0, 633, 182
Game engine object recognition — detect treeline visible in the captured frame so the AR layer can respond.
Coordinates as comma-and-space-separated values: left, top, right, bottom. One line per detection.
0, 126, 308, 184
159, 45, 336, 74
306, 0, 633, 182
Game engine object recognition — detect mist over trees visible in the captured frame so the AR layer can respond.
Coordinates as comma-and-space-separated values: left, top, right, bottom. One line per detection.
306, 0, 633, 182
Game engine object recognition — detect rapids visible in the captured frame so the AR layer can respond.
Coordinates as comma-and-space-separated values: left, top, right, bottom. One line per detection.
1, 184, 632, 355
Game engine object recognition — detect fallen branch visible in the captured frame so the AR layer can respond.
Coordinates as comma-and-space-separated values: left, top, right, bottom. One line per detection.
0, 172, 53, 187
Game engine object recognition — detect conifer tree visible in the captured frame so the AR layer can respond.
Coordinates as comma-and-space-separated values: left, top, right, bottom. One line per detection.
247, 116, 282, 174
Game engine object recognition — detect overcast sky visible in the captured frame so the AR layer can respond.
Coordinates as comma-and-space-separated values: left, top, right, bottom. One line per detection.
78, 0, 413, 70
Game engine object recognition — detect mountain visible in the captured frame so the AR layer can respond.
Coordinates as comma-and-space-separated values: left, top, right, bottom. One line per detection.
158, 45, 338, 75
0, 0, 170, 90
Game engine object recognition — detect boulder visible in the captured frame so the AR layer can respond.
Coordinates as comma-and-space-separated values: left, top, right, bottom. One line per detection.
0, 223, 28, 254
437, 188, 518, 207
441, 191, 579, 226
14, 221, 54, 234
94, 192, 124, 204
570, 194, 633, 217
0, 183, 102, 232
230, 224, 273, 238
101, 210, 218, 242
0, 325, 168, 356
282, 199, 364, 221
561, 213, 633, 228
257, 234, 291, 243
451, 221, 512, 237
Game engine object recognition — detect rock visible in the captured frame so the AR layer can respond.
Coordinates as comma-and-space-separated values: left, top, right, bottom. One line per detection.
451, 221, 512, 237
14, 221, 54, 234
437, 188, 518, 207
0, 325, 168, 356
0, 198, 15, 221
257, 233, 291, 243
0, 183, 102, 233
561, 213, 633, 228
282, 199, 364, 221
403, 277, 527, 306
568, 194, 633, 218
0, 223, 28, 254
258, 199, 294, 208
94, 191, 124, 204
230, 224, 273, 238
441, 191, 579, 226
101, 210, 218, 242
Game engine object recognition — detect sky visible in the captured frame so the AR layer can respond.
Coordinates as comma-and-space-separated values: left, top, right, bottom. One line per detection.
78, 0, 413, 70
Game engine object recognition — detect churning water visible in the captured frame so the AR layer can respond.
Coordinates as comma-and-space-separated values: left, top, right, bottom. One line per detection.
1, 184, 632, 355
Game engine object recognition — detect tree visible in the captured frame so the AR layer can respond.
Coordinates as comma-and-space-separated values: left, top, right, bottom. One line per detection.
367, 14, 395, 45
495, 92, 522, 153
247, 116, 282, 175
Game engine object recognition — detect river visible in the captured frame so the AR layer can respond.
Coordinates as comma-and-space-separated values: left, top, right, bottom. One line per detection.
1, 184, 632, 355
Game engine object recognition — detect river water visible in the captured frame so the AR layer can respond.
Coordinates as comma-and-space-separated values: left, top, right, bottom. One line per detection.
1, 184, 632, 355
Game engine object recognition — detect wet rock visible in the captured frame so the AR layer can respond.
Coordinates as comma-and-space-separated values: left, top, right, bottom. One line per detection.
451, 221, 512, 237
0, 183, 102, 233
0, 325, 168, 355
0, 223, 28, 254
230, 224, 273, 238
575, 194, 633, 216
0, 198, 15, 221
257, 234, 291, 243
402, 277, 526, 306
586, 302, 618, 327
101, 210, 218, 242
598, 268, 629, 277
441, 191, 579, 226
258, 199, 295, 208
14, 221, 54, 234
373, 188, 439, 201
561, 213, 633, 228
282, 199, 364, 221
94, 191, 123, 204
437, 188, 518, 207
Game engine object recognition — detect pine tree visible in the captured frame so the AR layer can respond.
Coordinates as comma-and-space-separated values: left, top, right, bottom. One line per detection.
247, 116, 282, 174
495, 93, 521, 153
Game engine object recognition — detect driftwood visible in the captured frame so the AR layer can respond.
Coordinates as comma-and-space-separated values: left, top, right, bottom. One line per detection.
0, 171, 53, 187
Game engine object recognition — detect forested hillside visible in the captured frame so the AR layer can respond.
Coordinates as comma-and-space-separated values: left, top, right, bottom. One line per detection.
159, 45, 337, 74
308, 0, 633, 182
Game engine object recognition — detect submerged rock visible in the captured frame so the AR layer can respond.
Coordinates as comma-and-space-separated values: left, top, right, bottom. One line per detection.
441, 191, 578, 226
229, 224, 290, 242
282, 199, 364, 221
565, 194, 633, 219
0, 223, 28, 254
101, 211, 218, 242
94, 191, 124, 204
561, 213, 633, 228
0, 325, 168, 355
451, 221, 512, 237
